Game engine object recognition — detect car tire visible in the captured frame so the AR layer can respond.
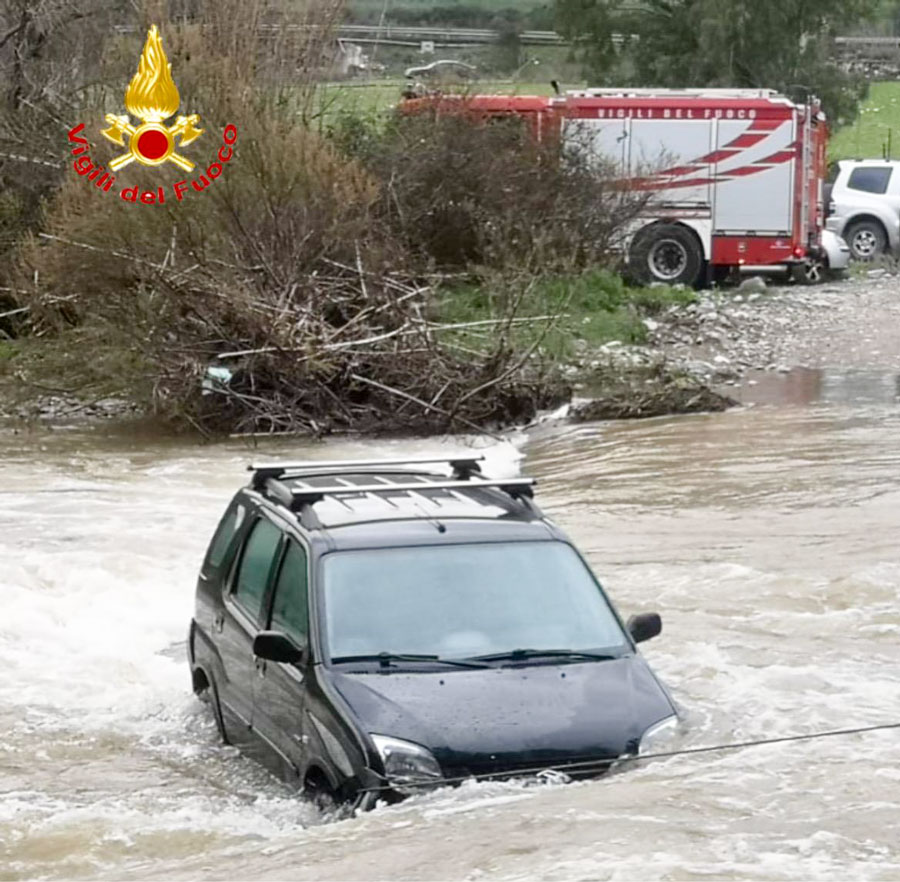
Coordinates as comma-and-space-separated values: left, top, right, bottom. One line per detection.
629, 224, 703, 287
196, 671, 229, 744
304, 772, 339, 813
844, 220, 887, 261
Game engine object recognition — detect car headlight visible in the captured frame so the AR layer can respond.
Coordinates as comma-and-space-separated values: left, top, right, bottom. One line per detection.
638, 715, 678, 755
370, 734, 443, 794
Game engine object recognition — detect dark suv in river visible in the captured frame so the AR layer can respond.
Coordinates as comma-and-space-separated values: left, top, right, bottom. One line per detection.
188, 455, 677, 807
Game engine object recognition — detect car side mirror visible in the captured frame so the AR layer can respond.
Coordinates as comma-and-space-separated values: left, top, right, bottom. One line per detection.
626, 612, 662, 644
253, 630, 306, 664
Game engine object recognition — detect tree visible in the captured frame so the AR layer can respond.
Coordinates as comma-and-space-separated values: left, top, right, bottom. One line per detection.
556, 0, 877, 125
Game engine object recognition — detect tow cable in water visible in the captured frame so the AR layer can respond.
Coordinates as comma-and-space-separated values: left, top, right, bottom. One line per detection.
356, 720, 900, 795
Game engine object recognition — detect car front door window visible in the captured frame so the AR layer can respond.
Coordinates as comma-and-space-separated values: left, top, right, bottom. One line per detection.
233, 518, 282, 623
270, 540, 309, 645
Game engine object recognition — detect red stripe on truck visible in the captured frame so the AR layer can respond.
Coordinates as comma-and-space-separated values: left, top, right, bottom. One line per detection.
724, 133, 768, 148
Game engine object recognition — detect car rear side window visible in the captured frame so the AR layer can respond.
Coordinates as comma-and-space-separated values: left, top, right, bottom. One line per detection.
847, 166, 892, 194
233, 518, 282, 621
207, 503, 245, 568
269, 541, 309, 643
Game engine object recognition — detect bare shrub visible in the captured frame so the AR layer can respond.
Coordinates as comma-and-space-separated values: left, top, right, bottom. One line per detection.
360, 105, 650, 275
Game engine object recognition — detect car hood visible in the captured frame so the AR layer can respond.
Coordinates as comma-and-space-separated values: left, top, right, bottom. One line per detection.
328, 655, 674, 772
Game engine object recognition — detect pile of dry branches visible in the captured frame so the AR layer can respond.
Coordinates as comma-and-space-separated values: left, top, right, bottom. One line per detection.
159, 267, 567, 437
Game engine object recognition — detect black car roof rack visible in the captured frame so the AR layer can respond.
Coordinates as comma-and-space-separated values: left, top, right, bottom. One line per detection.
253, 467, 538, 529
248, 454, 484, 488
288, 477, 535, 509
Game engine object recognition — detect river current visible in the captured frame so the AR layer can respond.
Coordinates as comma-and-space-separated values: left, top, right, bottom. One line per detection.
1, 388, 899, 879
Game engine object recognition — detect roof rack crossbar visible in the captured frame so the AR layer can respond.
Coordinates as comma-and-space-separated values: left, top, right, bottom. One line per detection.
293, 478, 356, 511
367, 474, 411, 508
288, 477, 535, 509
248, 455, 484, 485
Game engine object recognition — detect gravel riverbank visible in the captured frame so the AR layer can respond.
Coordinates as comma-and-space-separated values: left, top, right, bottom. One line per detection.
649, 270, 900, 381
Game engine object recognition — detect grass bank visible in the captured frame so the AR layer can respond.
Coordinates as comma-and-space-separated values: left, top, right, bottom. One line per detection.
436, 270, 698, 361
829, 81, 900, 161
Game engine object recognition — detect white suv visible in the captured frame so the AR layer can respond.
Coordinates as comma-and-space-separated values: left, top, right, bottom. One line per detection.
826, 159, 900, 260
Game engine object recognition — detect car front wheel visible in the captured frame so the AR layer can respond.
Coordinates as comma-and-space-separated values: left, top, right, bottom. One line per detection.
844, 220, 887, 261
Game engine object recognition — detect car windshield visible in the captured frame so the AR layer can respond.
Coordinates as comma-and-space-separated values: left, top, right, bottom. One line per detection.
321, 541, 629, 663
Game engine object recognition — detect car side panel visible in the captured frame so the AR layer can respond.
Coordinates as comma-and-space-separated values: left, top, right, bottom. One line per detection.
252, 655, 308, 783
192, 494, 253, 720
830, 162, 900, 250
249, 517, 373, 796
211, 505, 283, 758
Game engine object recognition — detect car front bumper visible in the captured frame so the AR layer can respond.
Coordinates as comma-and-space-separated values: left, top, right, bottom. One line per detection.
820, 229, 851, 271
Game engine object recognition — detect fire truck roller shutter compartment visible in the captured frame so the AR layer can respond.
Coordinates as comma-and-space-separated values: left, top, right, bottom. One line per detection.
629, 119, 714, 208
562, 117, 629, 175
712, 116, 795, 234
563, 117, 714, 209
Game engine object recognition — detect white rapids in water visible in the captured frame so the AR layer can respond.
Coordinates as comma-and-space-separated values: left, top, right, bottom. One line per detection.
1, 402, 899, 881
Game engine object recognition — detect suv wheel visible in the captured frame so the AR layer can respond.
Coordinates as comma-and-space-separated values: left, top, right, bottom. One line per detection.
629, 224, 703, 286
304, 771, 339, 813
844, 220, 887, 260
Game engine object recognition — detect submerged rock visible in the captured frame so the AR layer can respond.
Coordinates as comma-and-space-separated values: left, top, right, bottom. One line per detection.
569, 372, 738, 421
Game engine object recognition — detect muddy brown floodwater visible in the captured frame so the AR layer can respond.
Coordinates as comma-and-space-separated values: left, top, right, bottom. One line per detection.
1, 282, 899, 881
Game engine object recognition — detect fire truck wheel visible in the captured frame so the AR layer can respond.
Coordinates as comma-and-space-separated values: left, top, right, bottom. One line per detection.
630, 224, 703, 286
793, 257, 825, 285
844, 220, 886, 261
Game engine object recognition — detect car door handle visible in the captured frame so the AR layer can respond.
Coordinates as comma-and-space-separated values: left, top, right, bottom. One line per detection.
213, 613, 224, 633
255, 658, 267, 676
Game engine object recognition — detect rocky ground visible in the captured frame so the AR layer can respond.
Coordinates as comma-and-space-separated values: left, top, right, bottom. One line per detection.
651, 269, 900, 380
569, 269, 900, 400
0, 392, 140, 423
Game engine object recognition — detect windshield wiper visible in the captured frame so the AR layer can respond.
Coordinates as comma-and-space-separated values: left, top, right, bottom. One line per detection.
471, 648, 621, 664
331, 652, 491, 669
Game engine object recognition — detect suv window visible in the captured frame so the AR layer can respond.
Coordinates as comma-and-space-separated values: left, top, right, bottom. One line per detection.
846, 166, 892, 195
270, 541, 309, 643
233, 518, 282, 621
207, 502, 245, 568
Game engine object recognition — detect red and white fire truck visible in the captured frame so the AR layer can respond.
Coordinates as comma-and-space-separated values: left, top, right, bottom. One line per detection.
401, 87, 831, 286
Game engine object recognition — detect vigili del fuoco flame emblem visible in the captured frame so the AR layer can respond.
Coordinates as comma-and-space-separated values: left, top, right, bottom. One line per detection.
101, 25, 203, 172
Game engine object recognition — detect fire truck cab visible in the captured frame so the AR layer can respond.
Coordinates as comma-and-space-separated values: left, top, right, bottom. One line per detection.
558, 88, 828, 286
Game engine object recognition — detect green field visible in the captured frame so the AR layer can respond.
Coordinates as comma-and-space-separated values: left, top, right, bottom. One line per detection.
829, 81, 900, 161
